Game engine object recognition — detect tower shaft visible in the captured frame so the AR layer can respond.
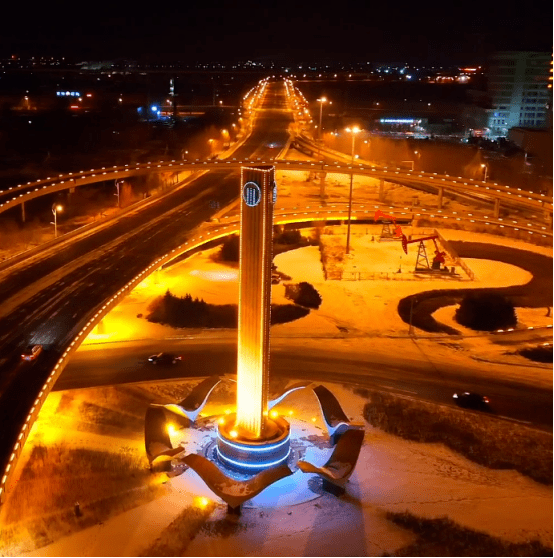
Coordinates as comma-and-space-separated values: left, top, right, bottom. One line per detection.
236, 166, 275, 438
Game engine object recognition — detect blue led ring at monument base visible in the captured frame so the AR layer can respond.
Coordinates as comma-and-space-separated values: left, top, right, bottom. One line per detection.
216, 414, 291, 473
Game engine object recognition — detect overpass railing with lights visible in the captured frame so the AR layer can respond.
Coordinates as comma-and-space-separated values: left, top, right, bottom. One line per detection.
0, 159, 551, 220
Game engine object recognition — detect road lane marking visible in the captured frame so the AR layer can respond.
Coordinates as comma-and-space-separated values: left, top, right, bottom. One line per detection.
498, 415, 532, 424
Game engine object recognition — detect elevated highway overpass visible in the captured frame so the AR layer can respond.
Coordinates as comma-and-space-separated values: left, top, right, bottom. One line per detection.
1, 163, 551, 224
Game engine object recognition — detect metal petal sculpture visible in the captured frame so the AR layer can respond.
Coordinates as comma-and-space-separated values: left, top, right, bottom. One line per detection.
181, 453, 293, 509
145, 406, 185, 464
267, 381, 312, 410
297, 428, 365, 487
311, 384, 352, 439
152, 375, 223, 424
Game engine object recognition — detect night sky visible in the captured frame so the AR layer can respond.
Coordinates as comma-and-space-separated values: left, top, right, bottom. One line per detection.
1, 1, 551, 63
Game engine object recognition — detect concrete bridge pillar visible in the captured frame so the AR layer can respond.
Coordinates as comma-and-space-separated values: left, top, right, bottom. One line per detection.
21, 201, 25, 223
319, 172, 327, 199
494, 198, 501, 219
437, 186, 444, 210
378, 179, 385, 202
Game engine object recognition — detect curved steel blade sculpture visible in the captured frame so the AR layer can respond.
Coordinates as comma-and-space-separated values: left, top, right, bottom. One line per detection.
311, 385, 352, 439
145, 406, 185, 464
267, 381, 312, 410
177, 375, 223, 421
181, 453, 293, 509
297, 428, 365, 488
151, 375, 223, 424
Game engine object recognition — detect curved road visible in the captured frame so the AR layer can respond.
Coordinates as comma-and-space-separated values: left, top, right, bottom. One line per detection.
58, 337, 552, 431
398, 242, 553, 334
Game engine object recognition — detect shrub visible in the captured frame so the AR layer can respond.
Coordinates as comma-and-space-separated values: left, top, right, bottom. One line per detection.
148, 290, 211, 327
518, 345, 553, 363
386, 511, 552, 557
455, 293, 516, 331
219, 234, 239, 262
285, 282, 322, 309
271, 304, 310, 324
275, 229, 302, 245
363, 391, 552, 484
147, 291, 308, 328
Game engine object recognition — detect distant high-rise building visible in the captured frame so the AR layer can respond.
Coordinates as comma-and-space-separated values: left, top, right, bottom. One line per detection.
486, 51, 552, 137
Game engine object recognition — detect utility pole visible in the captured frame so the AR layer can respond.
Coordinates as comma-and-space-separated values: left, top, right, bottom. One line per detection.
115, 180, 123, 208
345, 126, 360, 255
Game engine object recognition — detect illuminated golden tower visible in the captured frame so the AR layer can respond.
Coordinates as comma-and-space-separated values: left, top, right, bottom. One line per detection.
236, 165, 275, 437
217, 165, 290, 472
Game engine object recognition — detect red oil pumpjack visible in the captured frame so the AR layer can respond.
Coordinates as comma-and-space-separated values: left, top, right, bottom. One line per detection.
374, 210, 448, 271
401, 234, 447, 271
374, 209, 407, 241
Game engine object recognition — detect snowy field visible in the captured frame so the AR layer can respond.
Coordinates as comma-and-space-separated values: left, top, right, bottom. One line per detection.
20, 381, 552, 557
81, 226, 551, 386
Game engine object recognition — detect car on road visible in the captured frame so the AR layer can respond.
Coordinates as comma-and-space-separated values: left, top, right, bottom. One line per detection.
453, 391, 491, 411
148, 353, 182, 365
21, 345, 43, 361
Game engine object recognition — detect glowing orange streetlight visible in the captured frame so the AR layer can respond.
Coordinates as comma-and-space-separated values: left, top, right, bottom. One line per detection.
481, 163, 488, 182
51, 204, 63, 238
345, 126, 361, 254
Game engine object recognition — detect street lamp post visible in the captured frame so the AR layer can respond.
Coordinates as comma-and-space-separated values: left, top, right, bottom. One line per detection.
115, 180, 123, 208
316, 97, 327, 161
481, 163, 488, 182
51, 204, 63, 238
345, 126, 360, 255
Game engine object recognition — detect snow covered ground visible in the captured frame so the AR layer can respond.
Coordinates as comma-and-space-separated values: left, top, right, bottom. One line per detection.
21, 382, 552, 557
16, 216, 553, 554
81, 226, 551, 388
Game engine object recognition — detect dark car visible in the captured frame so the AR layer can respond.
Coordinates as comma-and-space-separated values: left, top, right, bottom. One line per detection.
148, 353, 182, 365
21, 345, 43, 361
453, 391, 490, 411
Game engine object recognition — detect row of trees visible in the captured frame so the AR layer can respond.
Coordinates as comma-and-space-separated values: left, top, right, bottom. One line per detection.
147, 290, 310, 328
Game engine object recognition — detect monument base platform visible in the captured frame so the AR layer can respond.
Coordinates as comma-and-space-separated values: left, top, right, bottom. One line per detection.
216, 414, 291, 473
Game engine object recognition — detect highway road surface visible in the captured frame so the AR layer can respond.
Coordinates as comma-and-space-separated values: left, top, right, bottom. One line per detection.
0, 80, 292, 481
59, 337, 552, 431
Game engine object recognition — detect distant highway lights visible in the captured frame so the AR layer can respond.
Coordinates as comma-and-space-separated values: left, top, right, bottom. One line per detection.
51, 204, 63, 239
345, 126, 361, 255
481, 163, 488, 182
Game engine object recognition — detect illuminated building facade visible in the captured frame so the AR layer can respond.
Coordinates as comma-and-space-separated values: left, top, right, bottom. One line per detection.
487, 51, 552, 137
217, 165, 290, 472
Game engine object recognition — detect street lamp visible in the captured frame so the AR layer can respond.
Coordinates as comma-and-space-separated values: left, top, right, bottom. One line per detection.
115, 179, 123, 208
51, 204, 63, 238
345, 126, 361, 255
316, 97, 328, 162
317, 97, 327, 140
221, 129, 230, 147
481, 163, 488, 182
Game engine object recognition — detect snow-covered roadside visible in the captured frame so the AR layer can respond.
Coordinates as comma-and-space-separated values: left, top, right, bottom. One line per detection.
21, 382, 552, 557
